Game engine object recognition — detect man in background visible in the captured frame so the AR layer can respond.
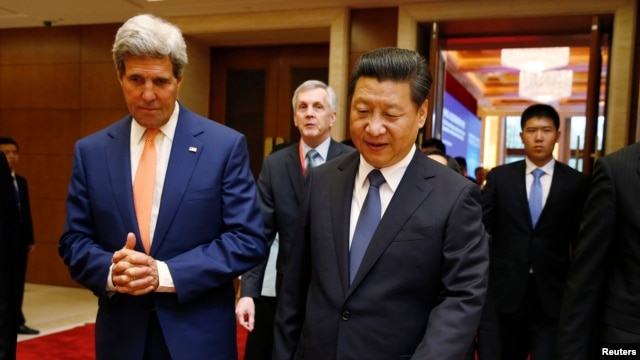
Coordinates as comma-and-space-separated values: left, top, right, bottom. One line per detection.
479, 104, 587, 359
455, 156, 476, 183
0, 137, 38, 335
273, 47, 488, 359
0, 154, 19, 360
557, 141, 640, 359
421, 137, 446, 154
236, 80, 354, 359
58, 14, 266, 360
475, 166, 486, 188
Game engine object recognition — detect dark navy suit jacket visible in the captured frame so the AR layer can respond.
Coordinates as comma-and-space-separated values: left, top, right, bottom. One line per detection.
274, 148, 489, 359
558, 142, 640, 359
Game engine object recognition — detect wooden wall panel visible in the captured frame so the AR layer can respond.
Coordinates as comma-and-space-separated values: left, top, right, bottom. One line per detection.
0, 24, 129, 287
81, 63, 125, 108
28, 154, 73, 199
80, 24, 120, 63
0, 27, 80, 65
0, 64, 81, 109
28, 242, 78, 287
0, 110, 81, 156
349, 8, 399, 74
81, 109, 129, 137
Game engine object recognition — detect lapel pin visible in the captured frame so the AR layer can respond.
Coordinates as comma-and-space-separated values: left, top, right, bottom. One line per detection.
188, 146, 197, 153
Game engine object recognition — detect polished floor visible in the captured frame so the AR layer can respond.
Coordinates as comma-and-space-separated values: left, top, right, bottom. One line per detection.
17, 283, 97, 342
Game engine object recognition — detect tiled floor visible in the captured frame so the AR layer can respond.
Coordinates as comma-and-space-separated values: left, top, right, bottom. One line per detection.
17, 283, 97, 342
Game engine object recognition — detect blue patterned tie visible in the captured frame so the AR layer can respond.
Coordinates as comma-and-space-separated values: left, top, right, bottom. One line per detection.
529, 168, 544, 227
306, 149, 321, 169
350, 170, 386, 284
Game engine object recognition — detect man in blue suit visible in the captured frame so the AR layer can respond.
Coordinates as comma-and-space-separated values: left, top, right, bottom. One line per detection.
58, 14, 267, 360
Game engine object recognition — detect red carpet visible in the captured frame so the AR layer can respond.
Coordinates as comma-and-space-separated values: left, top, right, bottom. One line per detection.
17, 322, 249, 360
17, 323, 95, 360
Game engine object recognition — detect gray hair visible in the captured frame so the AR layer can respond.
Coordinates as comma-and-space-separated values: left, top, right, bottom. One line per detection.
292, 80, 337, 113
112, 14, 188, 79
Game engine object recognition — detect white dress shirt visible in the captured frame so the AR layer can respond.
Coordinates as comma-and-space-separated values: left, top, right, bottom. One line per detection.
349, 146, 415, 248
525, 157, 555, 208
107, 101, 180, 292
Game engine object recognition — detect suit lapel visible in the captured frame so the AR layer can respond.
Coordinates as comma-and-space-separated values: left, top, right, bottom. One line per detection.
348, 151, 435, 291
151, 108, 204, 255
541, 163, 567, 224
104, 118, 141, 250
285, 146, 305, 203
511, 161, 533, 228
330, 153, 359, 295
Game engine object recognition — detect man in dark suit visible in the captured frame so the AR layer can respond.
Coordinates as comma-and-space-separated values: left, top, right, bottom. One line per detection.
478, 104, 588, 360
0, 154, 19, 360
273, 47, 489, 359
557, 141, 640, 359
0, 137, 39, 335
58, 14, 267, 360
235, 80, 354, 359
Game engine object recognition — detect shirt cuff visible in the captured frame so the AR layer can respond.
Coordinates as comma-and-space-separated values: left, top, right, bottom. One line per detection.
156, 260, 176, 293
107, 263, 116, 291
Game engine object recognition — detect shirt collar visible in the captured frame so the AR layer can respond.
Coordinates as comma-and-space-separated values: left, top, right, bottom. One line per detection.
301, 136, 332, 162
357, 145, 416, 192
131, 101, 180, 144
525, 157, 555, 176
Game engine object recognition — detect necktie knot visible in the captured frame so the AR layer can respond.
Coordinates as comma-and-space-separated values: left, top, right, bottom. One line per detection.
368, 169, 385, 189
145, 128, 160, 143
306, 149, 321, 168
532, 168, 544, 180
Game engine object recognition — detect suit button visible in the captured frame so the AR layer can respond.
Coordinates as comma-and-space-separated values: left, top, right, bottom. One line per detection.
341, 311, 351, 320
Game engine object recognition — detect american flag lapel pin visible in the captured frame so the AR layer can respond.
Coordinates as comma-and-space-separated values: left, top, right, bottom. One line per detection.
188, 146, 197, 153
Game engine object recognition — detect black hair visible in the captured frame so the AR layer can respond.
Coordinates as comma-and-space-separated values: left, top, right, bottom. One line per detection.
0, 137, 18, 151
520, 104, 560, 130
348, 47, 432, 109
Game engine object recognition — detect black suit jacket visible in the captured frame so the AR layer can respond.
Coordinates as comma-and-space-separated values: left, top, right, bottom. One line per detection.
14, 174, 34, 251
273, 149, 489, 359
240, 140, 354, 298
557, 142, 640, 359
482, 160, 587, 318
0, 155, 19, 359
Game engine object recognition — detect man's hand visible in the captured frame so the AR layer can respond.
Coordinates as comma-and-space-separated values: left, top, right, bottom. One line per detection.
111, 232, 159, 295
235, 296, 256, 331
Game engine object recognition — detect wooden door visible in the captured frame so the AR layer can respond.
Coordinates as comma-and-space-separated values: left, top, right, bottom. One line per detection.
210, 45, 329, 178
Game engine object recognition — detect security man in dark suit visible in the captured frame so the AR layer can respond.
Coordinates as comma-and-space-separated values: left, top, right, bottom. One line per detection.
478, 104, 588, 360
0, 137, 39, 335
0, 153, 19, 359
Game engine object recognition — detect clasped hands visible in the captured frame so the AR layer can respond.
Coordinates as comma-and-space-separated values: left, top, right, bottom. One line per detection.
111, 232, 159, 295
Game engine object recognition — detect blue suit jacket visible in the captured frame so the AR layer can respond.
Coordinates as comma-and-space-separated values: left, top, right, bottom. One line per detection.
59, 104, 267, 360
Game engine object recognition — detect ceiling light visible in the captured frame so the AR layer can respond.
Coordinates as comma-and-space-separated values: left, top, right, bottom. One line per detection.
501, 47, 570, 73
519, 70, 573, 103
